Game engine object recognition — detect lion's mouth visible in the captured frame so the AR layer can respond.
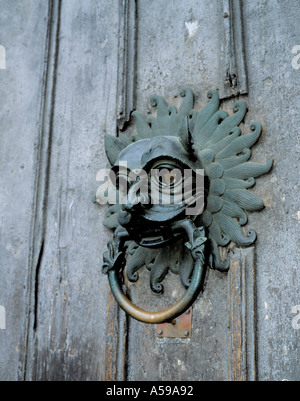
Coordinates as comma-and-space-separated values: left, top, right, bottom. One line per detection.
137, 230, 183, 248
117, 202, 192, 248
140, 236, 165, 247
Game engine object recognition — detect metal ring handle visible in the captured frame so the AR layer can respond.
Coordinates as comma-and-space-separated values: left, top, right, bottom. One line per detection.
108, 259, 206, 324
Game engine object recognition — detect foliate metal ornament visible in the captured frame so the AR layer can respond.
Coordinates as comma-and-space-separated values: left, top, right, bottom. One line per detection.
99, 87, 273, 324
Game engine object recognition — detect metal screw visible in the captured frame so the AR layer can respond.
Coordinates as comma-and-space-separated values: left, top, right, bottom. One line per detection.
184, 330, 190, 337
157, 329, 163, 336
186, 309, 191, 315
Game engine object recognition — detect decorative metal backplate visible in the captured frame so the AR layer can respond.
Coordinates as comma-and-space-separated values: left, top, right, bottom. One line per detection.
99, 87, 273, 298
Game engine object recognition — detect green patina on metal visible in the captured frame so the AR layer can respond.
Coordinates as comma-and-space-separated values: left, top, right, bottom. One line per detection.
98, 87, 273, 323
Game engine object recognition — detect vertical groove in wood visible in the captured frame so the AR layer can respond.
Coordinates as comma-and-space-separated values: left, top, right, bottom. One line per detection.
105, 291, 119, 381
105, 290, 129, 382
117, 309, 129, 381
227, 247, 257, 381
21, 0, 62, 381
243, 247, 257, 382
220, 0, 248, 99
104, 0, 134, 382
117, 0, 137, 131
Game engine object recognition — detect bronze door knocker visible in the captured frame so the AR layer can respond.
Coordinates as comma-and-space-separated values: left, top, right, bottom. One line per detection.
96, 88, 273, 324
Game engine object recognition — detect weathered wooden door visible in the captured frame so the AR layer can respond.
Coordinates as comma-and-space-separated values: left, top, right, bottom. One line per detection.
0, 0, 299, 381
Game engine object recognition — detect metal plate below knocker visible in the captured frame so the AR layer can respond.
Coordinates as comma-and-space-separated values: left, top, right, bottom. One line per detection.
156, 308, 193, 339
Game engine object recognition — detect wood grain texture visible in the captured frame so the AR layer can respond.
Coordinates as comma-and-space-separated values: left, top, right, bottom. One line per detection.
105, 290, 129, 382
219, 0, 248, 99
242, 0, 300, 381
22, 0, 62, 381
105, 291, 119, 381
0, 0, 51, 381
23, 0, 120, 381
117, 0, 137, 131
227, 247, 256, 381
0, 0, 299, 382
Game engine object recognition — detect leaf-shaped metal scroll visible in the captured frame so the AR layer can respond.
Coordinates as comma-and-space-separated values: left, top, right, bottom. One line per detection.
125, 240, 193, 294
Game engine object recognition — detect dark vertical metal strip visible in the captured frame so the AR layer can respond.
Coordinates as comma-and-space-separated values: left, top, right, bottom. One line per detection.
117, 0, 137, 131
220, 0, 248, 99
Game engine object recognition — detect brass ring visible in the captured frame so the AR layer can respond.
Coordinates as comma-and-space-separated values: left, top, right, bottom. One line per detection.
108, 260, 205, 324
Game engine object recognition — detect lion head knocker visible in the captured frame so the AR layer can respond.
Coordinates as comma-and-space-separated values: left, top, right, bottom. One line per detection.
96, 88, 273, 324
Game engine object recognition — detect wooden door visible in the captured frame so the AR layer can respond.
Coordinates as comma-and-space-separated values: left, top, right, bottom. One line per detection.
0, 0, 299, 381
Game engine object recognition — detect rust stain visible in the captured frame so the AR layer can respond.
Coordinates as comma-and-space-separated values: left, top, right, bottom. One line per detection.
156, 308, 193, 338
69, 349, 78, 357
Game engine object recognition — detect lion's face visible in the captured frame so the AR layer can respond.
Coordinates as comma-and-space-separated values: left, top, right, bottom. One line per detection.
102, 87, 273, 283
112, 136, 204, 248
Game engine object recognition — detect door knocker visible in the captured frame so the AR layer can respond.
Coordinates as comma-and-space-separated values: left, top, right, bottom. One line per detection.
96, 87, 273, 324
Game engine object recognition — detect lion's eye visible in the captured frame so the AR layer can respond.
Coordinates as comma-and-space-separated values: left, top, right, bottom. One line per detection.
157, 168, 182, 187
148, 163, 186, 206
159, 170, 175, 185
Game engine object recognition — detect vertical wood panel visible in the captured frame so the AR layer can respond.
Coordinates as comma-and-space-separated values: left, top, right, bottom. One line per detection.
117, 0, 137, 131
227, 247, 257, 381
23, 0, 62, 380
0, 0, 51, 381
219, 0, 248, 99
105, 291, 129, 382
1, 0, 299, 382
27, 0, 120, 381
117, 0, 252, 382
242, 0, 300, 381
